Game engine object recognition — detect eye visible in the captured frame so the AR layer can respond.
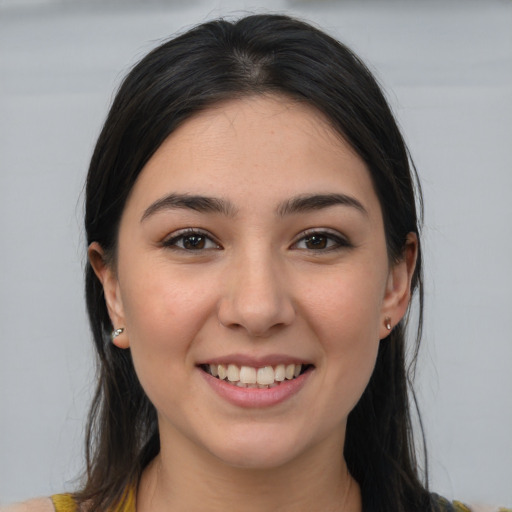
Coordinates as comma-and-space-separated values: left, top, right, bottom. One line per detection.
163, 229, 221, 251
293, 230, 351, 251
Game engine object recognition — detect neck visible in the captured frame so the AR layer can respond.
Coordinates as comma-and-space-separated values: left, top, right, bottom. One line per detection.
137, 428, 361, 512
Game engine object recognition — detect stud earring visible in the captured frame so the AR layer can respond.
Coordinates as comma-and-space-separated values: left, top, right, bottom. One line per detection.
385, 317, 392, 331
111, 327, 125, 341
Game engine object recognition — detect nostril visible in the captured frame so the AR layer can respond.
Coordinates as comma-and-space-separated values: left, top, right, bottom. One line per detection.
217, 302, 295, 338
216, 271, 296, 336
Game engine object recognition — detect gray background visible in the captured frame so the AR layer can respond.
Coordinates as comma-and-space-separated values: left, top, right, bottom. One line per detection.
1, 0, 511, 506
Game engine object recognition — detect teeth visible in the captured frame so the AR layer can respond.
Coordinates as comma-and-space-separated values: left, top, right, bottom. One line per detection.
274, 364, 285, 381
239, 366, 257, 384
257, 366, 275, 385
227, 364, 240, 382
285, 364, 295, 380
206, 363, 305, 386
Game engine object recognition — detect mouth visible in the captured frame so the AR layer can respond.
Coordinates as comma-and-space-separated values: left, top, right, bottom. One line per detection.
199, 363, 313, 389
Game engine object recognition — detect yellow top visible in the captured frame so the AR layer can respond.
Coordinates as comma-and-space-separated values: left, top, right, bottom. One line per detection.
49, 495, 77, 512
50, 487, 135, 512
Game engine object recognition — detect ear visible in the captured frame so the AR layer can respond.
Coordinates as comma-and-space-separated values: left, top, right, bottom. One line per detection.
380, 233, 418, 339
88, 242, 129, 349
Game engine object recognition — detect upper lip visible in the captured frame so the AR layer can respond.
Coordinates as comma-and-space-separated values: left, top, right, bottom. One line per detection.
197, 353, 313, 367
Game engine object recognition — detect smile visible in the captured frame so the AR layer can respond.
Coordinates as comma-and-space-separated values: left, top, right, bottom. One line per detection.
200, 363, 312, 389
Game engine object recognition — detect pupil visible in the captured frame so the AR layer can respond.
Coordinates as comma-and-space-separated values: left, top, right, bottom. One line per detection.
306, 235, 327, 249
184, 235, 205, 249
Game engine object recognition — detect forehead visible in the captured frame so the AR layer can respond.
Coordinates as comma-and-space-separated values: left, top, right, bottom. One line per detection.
124, 95, 380, 219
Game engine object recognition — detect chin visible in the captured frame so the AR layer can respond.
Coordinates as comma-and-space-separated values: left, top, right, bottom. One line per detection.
205, 425, 316, 471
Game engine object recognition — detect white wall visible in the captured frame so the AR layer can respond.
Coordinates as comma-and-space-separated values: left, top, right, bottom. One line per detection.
1, 0, 511, 506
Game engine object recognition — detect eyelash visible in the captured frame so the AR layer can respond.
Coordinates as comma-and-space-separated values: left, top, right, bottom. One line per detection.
162, 229, 351, 253
162, 229, 221, 251
291, 229, 352, 252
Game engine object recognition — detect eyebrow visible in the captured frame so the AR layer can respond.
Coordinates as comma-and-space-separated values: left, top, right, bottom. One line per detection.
276, 193, 368, 217
141, 194, 238, 222
141, 192, 367, 222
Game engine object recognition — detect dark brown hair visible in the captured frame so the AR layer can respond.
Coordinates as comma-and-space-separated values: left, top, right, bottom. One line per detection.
81, 14, 429, 512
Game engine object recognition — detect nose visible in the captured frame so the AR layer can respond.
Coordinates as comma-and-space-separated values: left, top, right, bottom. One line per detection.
217, 249, 296, 338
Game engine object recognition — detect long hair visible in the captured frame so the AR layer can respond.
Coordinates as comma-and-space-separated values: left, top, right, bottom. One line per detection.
81, 14, 429, 512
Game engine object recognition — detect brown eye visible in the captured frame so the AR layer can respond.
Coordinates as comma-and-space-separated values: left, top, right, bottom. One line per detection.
163, 230, 220, 251
293, 231, 351, 252
182, 234, 206, 250
304, 234, 328, 250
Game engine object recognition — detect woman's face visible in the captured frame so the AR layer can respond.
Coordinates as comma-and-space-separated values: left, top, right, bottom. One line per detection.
93, 95, 414, 470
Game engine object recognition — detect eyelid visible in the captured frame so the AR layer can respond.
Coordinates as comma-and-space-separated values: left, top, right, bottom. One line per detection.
291, 228, 352, 251
162, 228, 222, 250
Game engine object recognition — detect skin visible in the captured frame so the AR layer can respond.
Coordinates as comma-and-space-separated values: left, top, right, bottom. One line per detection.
89, 95, 417, 512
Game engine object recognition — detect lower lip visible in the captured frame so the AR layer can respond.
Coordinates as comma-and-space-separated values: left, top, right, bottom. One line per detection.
199, 369, 312, 408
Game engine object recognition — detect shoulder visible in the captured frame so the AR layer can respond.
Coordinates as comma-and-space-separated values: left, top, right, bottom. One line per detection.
0, 498, 55, 512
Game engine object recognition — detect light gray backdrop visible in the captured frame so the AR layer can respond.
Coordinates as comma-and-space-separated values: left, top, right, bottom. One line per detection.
1, 0, 511, 506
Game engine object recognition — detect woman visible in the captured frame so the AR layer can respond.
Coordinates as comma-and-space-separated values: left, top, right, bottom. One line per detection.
6, 13, 506, 512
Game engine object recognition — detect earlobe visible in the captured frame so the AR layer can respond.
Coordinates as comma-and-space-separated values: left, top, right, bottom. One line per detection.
380, 233, 418, 339
88, 242, 129, 349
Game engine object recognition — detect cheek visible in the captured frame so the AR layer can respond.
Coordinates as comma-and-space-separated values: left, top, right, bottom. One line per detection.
121, 254, 211, 324
302, 266, 385, 344
300, 269, 384, 406
117, 258, 216, 378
